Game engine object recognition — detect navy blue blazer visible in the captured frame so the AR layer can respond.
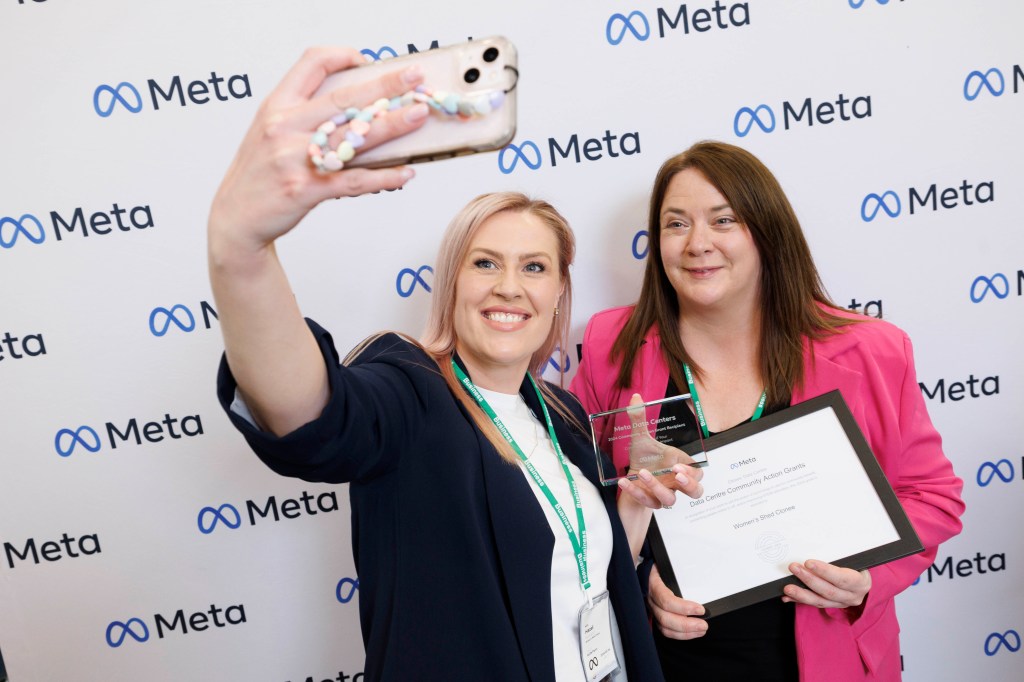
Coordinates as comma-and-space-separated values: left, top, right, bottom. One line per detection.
217, 321, 663, 682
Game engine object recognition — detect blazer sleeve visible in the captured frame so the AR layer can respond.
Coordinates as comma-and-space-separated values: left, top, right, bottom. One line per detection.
860, 332, 965, 608
216, 320, 431, 484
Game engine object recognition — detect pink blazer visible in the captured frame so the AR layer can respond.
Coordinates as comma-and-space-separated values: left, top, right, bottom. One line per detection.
570, 305, 965, 682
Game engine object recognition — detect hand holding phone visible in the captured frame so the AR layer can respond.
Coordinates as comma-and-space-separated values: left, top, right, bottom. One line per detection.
311, 37, 518, 169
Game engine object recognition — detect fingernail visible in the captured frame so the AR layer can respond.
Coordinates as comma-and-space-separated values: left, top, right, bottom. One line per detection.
404, 103, 429, 122
806, 561, 817, 571
401, 168, 415, 181
638, 469, 653, 481
675, 473, 689, 485
402, 65, 424, 85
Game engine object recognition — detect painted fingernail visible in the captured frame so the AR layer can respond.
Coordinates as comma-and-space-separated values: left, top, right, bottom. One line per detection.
402, 65, 424, 85
404, 103, 429, 122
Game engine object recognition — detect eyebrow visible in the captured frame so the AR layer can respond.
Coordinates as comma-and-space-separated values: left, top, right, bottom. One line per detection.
661, 203, 732, 217
469, 247, 553, 260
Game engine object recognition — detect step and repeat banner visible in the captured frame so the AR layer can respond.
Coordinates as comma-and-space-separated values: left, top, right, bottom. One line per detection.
1, 1, 1021, 680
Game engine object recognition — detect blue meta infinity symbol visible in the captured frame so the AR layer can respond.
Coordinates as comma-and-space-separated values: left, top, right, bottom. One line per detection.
54, 426, 102, 457
969, 273, 1009, 303
106, 618, 150, 647
197, 503, 242, 534
977, 459, 1015, 487
733, 105, 775, 137
396, 265, 434, 297
93, 82, 143, 117
860, 191, 901, 221
631, 230, 649, 260
149, 304, 196, 336
361, 46, 399, 61
984, 630, 1021, 656
546, 349, 571, 374
336, 577, 360, 603
848, 0, 892, 8
498, 141, 543, 174
963, 68, 1005, 101
606, 11, 650, 45
0, 214, 46, 248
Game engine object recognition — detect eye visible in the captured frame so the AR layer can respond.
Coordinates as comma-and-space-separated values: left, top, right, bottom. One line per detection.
524, 261, 546, 274
663, 220, 689, 231
474, 258, 497, 270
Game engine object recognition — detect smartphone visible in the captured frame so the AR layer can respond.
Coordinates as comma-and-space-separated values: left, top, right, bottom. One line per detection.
315, 36, 518, 168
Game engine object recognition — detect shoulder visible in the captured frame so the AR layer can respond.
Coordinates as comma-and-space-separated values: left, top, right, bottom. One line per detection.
811, 308, 912, 365
581, 305, 637, 344
347, 331, 432, 366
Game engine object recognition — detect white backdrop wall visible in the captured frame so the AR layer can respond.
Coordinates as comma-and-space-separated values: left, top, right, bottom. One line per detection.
1, 1, 1021, 680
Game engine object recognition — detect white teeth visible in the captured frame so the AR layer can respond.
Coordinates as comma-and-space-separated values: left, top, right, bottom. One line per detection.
486, 312, 527, 323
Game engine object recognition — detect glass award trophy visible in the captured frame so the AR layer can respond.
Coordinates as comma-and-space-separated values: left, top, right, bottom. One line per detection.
589, 394, 707, 486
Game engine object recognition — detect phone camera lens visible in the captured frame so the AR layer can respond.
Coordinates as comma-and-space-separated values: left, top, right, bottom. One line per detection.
483, 47, 499, 63
464, 68, 481, 83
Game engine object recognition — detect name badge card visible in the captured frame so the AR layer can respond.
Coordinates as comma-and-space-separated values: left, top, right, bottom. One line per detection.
578, 591, 619, 681
649, 391, 923, 618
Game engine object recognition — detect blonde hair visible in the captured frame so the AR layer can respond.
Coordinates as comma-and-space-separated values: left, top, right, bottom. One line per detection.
420, 191, 584, 463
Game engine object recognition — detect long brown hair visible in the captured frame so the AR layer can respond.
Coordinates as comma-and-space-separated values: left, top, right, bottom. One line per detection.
611, 141, 856, 407
419, 192, 585, 463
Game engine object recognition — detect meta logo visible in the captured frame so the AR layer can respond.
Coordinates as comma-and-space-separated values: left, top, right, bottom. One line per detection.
1, 203, 154, 249
632, 229, 649, 260
963, 65, 1023, 101
106, 603, 246, 647
4, 532, 101, 569
544, 347, 571, 377
498, 130, 641, 174
336, 577, 359, 604
360, 38, 473, 62
93, 72, 251, 117
984, 629, 1021, 657
922, 551, 1005, 583
396, 265, 433, 298
197, 490, 340, 534
733, 93, 871, 137
605, 3, 750, 45
976, 458, 1022, 487
149, 300, 218, 336
287, 671, 365, 682
919, 374, 998, 404
730, 457, 757, 470
969, 270, 1023, 303
0, 331, 47, 362
860, 180, 994, 221
55, 413, 205, 457
846, 298, 882, 319
848, 0, 904, 8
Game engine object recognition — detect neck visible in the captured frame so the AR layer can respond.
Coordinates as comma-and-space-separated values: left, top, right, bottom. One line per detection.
456, 353, 529, 395
678, 304, 761, 369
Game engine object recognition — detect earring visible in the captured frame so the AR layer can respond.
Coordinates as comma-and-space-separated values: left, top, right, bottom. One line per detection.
554, 307, 560, 317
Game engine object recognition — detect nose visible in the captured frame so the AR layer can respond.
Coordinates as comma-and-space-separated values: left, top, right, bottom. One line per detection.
684, 223, 713, 256
492, 268, 523, 299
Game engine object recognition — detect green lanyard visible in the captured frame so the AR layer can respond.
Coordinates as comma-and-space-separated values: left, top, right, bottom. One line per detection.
451, 361, 591, 595
683, 363, 767, 439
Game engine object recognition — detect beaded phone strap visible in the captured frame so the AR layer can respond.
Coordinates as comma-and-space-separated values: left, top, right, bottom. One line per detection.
308, 85, 506, 172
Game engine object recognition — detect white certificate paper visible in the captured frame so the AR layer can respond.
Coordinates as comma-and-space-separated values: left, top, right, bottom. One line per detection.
649, 391, 922, 617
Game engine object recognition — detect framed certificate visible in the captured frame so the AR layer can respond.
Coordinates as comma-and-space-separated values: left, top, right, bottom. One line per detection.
648, 390, 923, 618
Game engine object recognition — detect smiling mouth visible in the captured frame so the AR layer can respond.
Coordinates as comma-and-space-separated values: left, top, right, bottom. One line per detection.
484, 312, 529, 323
687, 267, 720, 275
